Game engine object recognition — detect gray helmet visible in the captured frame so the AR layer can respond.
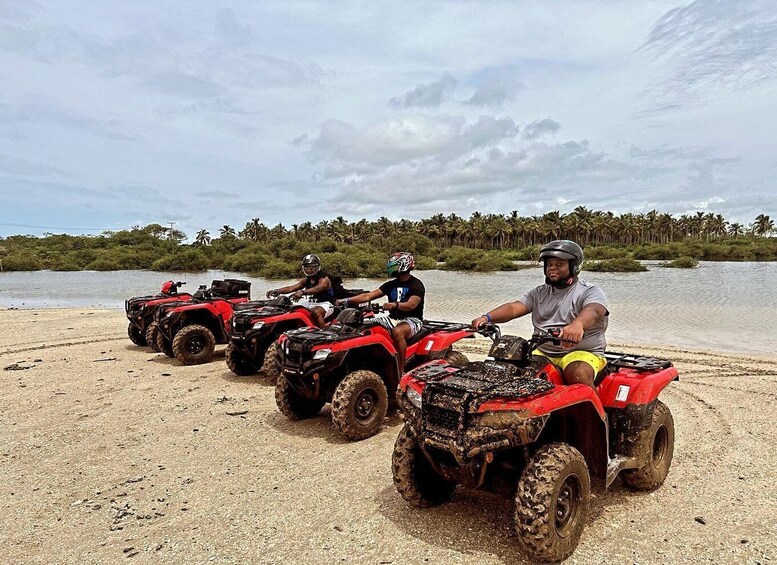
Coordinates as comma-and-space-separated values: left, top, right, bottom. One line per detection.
539, 240, 584, 276
302, 254, 321, 276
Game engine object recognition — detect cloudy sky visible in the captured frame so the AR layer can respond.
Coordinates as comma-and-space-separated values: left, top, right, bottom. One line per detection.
1, 0, 775, 238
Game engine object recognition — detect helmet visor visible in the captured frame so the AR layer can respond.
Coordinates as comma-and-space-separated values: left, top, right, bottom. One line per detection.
302, 264, 319, 276
387, 261, 400, 277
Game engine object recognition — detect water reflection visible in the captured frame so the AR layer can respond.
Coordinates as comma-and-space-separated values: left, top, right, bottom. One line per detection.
1, 263, 775, 355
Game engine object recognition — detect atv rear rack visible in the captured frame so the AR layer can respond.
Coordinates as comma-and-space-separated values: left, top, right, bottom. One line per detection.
603, 352, 672, 371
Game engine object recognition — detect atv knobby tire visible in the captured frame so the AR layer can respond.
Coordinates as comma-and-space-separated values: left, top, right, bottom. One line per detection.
392, 424, 455, 507
225, 342, 260, 376
128, 323, 147, 346
331, 370, 389, 440
146, 322, 161, 352
172, 324, 216, 365
260, 341, 281, 383
444, 349, 469, 367
515, 442, 590, 563
622, 400, 675, 491
275, 374, 325, 420
156, 329, 175, 357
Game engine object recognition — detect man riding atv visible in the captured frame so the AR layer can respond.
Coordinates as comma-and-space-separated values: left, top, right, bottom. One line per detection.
472, 240, 608, 390
335, 251, 424, 374
266, 254, 336, 328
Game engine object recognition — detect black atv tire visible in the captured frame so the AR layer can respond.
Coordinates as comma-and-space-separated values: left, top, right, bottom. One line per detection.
172, 324, 216, 365
514, 442, 590, 563
146, 322, 161, 352
225, 342, 260, 376
331, 369, 388, 441
622, 400, 675, 491
128, 323, 147, 346
444, 349, 468, 367
260, 341, 281, 383
392, 424, 456, 507
156, 329, 174, 357
275, 374, 325, 420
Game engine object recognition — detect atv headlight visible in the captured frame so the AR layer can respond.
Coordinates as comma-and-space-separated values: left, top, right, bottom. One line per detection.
252, 321, 265, 330
405, 387, 422, 409
312, 348, 331, 360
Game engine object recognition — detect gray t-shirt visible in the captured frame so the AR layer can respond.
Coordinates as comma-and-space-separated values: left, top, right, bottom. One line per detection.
517, 279, 609, 355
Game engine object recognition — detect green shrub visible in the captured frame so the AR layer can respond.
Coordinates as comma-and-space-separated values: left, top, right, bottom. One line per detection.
474, 254, 519, 272
224, 250, 270, 273
583, 257, 647, 272
258, 258, 301, 279
151, 249, 209, 271
1, 252, 44, 271
659, 256, 699, 268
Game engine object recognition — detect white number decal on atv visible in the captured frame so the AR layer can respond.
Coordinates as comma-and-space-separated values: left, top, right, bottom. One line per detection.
425, 340, 434, 351
615, 385, 630, 402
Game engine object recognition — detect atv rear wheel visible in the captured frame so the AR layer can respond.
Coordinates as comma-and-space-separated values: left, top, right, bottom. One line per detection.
622, 400, 675, 491
444, 349, 468, 367
225, 342, 260, 376
331, 369, 388, 440
172, 324, 216, 365
275, 374, 325, 420
260, 341, 281, 383
156, 329, 174, 357
515, 442, 590, 563
127, 323, 147, 346
392, 424, 455, 507
146, 322, 161, 352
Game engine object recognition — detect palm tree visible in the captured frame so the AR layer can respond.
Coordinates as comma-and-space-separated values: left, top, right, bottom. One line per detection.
194, 229, 211, 246
220, 225, 237, 239
751, 214, 774, 236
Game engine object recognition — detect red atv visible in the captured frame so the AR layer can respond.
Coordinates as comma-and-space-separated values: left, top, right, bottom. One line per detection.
392, 326, 678, 563
125, 281, 191, 346
153, 279, 252, 365
275, 304, 474, 440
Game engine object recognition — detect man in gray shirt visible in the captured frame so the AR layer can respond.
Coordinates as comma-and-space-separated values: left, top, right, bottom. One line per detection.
471, 240, 609, 390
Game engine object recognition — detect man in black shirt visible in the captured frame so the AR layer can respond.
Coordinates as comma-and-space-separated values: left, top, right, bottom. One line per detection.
335, 252, 425, 374
266, 254, 334, 328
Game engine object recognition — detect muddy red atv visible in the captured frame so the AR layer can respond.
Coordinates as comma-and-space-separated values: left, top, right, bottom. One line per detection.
275, 304, 474, 440
392, 326, 678, 562
152, 279, 252, 365
125, 281, 191, 346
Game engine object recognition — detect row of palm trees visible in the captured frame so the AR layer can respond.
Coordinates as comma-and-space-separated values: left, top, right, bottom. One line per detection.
193, 209, 774, 249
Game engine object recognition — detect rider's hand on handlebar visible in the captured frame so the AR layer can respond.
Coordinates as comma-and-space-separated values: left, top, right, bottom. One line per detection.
383, 301, 398, 312
292, 290, 305, 300
559, 321, 584, 348
266, 289, 276, 298
471, 316, 489, 329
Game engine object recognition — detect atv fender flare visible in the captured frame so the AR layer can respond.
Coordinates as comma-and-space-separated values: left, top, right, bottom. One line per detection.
598, 366, 679, 408
414, 328, 473, 354
254, 309, 316, 327
477, 383, 606, 421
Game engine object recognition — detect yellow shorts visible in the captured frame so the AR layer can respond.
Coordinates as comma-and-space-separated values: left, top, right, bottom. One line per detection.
533, 350, 607, 375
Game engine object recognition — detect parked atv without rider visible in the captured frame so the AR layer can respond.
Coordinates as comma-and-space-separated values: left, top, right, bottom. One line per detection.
125, 280, 191, 346
226, 287, 362, 381
275, 303, 474, 440
392, 326, 678, 562
153, 279, 252, 365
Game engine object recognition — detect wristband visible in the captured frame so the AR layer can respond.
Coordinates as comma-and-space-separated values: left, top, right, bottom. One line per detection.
343, 298, 349, 307
484, 312, 492, 323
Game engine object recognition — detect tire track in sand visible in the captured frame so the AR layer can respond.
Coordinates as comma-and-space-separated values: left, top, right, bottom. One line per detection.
0, 335, 126, 357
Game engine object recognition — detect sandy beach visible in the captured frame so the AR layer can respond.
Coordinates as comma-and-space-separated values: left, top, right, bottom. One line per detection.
1, 307, 775, 564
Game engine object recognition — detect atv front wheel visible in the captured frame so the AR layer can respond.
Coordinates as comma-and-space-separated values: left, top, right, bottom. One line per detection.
444, 349, 469, 367
127, 323, 147, 346
146, 322, 161, 352
225, 342, 260, 376
622, 400, 675, 491
156, 330, 174, 357
260, 340, 281, 383
515, 442, 590, 563
275, 374, 325, 420
172, 324, 216, 365
331, 369, 388, 440
392, 424, 455, 507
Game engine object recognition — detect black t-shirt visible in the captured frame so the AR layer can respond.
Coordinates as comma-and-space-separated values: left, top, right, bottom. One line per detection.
379, 275, 425, 320
305, 270, 334, 301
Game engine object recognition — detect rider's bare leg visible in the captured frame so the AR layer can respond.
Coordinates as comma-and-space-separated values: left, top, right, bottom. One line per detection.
310, 306, 326, 328
391, 322, 413, 375
563, 360, 596, 389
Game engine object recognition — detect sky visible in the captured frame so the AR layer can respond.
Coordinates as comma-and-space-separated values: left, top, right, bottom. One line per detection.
1, 0, 775, 239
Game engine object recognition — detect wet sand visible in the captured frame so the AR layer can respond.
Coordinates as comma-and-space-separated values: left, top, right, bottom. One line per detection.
1, 308, 775, 564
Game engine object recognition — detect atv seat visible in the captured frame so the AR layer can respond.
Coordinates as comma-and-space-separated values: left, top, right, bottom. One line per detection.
407, 326, 432, 346
233, 302, 260, 311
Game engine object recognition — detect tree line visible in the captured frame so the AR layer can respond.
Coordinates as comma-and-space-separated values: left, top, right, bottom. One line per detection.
0, 209, 774, 275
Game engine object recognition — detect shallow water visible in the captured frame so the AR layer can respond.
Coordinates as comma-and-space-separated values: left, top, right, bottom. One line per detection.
1, 263, 775, 355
